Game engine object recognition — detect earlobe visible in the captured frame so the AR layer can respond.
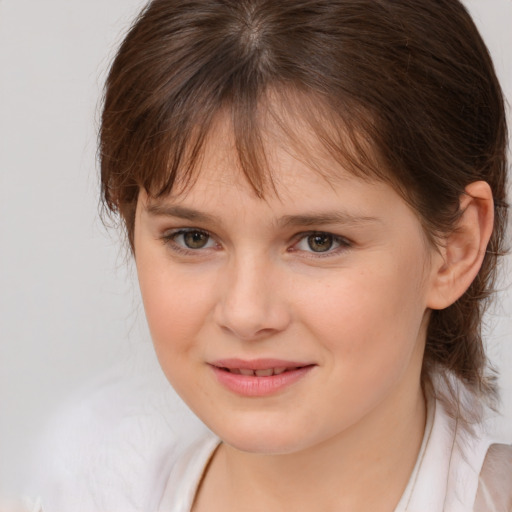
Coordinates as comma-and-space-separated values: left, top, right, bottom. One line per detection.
427, 181, 494, 310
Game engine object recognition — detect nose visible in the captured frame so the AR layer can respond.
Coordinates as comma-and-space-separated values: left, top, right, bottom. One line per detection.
214, 254, 291, 341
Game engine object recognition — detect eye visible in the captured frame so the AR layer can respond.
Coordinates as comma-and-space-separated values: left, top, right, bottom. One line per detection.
294, 232, 349, 254
305, 233, 335, 252
164, 229, 217, 251
180, 230, 211, 249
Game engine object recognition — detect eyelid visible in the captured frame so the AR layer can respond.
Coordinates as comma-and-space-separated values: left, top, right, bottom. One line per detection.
159, 227, 352, 258
160, 227, 220, 254
290, 231, 352, 257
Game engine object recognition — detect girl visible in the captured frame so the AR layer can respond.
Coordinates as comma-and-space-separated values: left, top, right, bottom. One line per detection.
40, 0, 512, 510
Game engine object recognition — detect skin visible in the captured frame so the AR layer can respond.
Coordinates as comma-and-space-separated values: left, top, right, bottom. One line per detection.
133, 112, 493, 511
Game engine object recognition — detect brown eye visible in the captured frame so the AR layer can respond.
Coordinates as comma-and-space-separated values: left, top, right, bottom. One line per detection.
182, 230, 210, 249
307, 233, 334, 252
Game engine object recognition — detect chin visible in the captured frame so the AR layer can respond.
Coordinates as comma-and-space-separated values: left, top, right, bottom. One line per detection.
224, 433, 307, 455
204, 414, 320, 455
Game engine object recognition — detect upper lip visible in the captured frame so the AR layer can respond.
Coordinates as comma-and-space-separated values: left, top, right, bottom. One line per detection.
210, 358, 313, 370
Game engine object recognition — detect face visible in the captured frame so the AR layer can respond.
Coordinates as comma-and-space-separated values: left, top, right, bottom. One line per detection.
134, 114, 440, 455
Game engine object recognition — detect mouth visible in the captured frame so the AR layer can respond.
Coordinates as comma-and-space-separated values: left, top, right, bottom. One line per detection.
209, 359, 315, 396
217, 366, 307, 377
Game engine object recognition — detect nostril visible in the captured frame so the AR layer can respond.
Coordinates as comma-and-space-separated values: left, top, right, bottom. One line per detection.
218, 320, 284, 342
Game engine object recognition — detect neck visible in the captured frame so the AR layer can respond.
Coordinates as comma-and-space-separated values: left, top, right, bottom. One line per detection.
196, 383, 426, 512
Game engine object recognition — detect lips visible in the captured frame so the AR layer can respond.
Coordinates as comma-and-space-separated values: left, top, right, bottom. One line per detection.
225, 367, 290, 376
209, 359, 315, 396
211, 358, 311, 371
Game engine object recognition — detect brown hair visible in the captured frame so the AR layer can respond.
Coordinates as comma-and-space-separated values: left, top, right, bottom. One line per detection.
100, 0, 508, 403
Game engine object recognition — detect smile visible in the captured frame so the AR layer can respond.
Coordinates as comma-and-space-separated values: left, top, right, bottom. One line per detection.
209, 359, 315, 397
223, 367, 295, 376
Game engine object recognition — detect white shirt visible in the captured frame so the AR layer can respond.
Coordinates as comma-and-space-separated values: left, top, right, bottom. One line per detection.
157, 396, 512, 511
29, 361, 512, 512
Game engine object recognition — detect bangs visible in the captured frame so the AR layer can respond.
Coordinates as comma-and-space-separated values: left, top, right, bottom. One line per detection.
133, 85, 387, 204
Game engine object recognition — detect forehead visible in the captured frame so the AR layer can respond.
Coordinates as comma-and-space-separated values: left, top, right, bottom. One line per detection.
143, 113, 409, 232
162, 98, 382, 204
138, 104, 437, 260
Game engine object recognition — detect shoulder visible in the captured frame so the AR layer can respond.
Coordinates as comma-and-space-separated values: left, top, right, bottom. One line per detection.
158, 434, 221, 511
30, 351, 207, 512
474, 443, 512, 511
0, 498, 43, 512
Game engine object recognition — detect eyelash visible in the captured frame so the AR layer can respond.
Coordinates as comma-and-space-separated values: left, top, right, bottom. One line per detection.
160, 228, 218, 256
290, 231, 352, 258
160, 228, 352, 258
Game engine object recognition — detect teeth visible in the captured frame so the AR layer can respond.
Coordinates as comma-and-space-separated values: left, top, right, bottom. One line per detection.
226, 367, 299, 376
254, 368, 274, 377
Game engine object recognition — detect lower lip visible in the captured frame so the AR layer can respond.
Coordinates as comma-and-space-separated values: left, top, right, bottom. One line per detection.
210, 365, 314, 397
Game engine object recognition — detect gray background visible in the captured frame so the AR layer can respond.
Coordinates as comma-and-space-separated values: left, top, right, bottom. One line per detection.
1, 0, 511, 497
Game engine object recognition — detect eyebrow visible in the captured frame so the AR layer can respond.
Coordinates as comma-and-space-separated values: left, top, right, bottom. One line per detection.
146, 204, 221, 224
278, 212, 380, 228
146, 202, 380, 228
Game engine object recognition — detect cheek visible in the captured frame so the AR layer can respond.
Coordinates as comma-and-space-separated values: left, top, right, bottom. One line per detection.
136, 250, 214, 355
290, 264, 428, 431
137, 261, 217, 401
296, 255, 428, 375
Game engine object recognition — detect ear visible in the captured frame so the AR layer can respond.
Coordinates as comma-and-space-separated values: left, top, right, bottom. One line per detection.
426, 181, 494, 310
